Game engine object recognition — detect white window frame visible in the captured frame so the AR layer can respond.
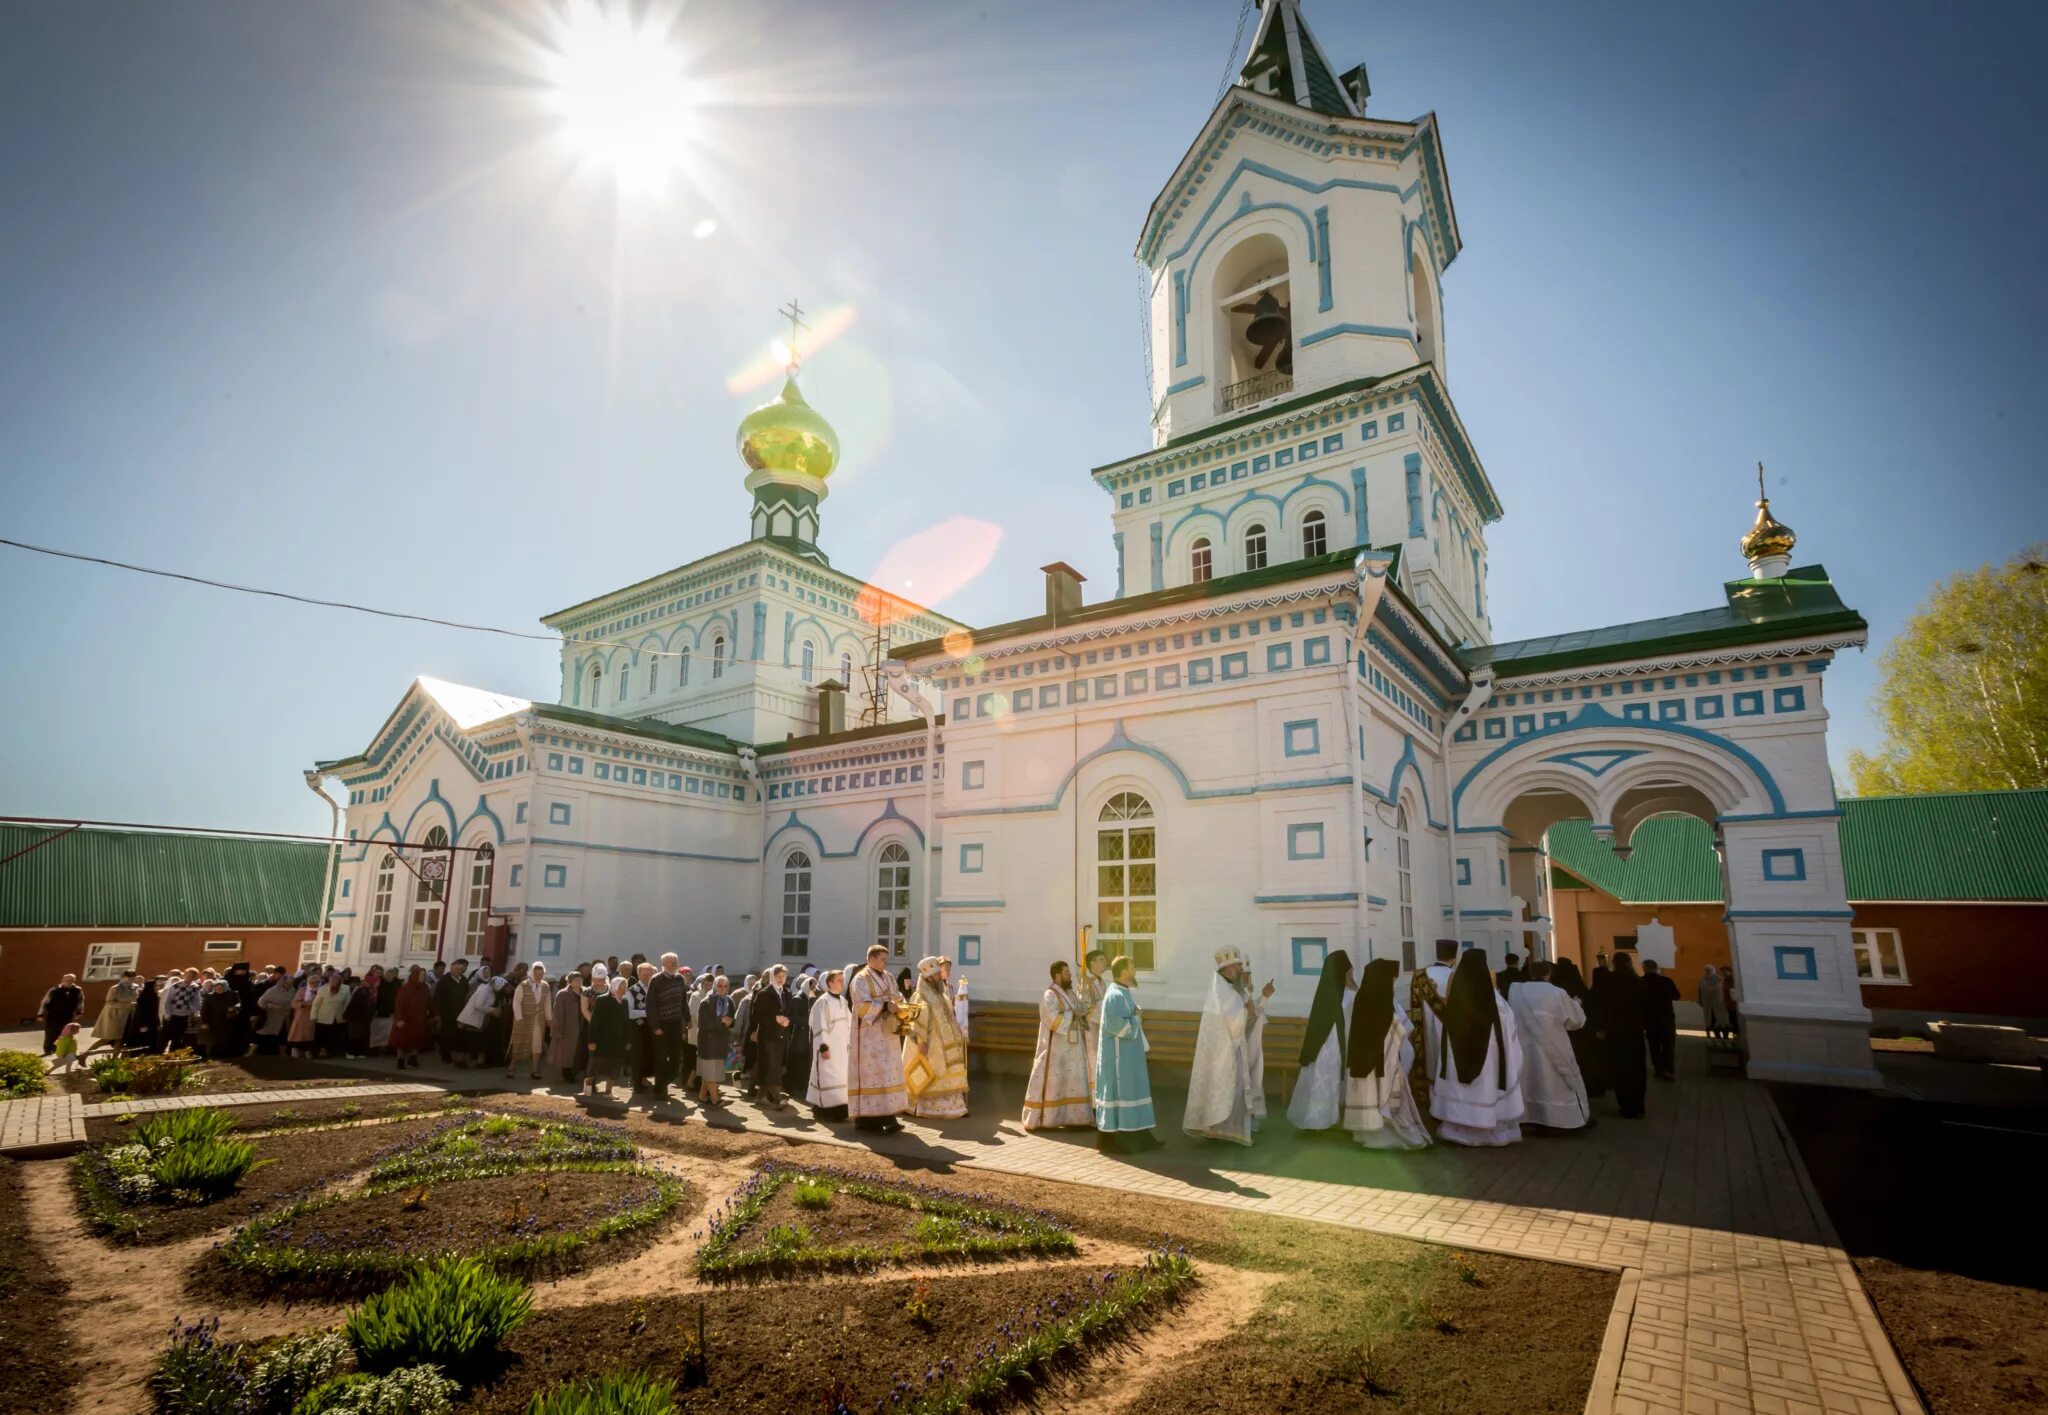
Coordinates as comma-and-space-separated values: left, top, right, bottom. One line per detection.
1851, 927, 1908, 985
202, 940, 242, 954
83, 942, 141, 981
1095, 792, 1158, 972
408, 826, 450, 953
874, 841, 912, 958
298, 939, 327, 967
1395, 803, 1415, 970
460, 841, 493, 958
780, 850, 813, 956
1190, 537, 1213, 584
1301, 510, 1328, 558
712, 636, 727, 678
1243, 523, 1268, 572
367, 852, 396, 954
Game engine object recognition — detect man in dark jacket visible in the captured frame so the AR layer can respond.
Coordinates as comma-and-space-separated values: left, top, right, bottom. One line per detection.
1641, 958, 1681, 1081
38, 972, 84, 1055
1495, 951, 1523, 998
750, 965, 792, 1107
433, 958, 471, 1063
645, 954, 691, 1098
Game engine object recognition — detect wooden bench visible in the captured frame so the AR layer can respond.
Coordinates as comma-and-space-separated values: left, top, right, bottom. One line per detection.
969, 1001, 1308, 1103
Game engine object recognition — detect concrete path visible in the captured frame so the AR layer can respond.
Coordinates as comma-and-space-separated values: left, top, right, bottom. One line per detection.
0, 1038, 1919, 1413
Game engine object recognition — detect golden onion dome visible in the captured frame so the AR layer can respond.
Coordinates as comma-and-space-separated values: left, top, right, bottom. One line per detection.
737, 376, 838, 481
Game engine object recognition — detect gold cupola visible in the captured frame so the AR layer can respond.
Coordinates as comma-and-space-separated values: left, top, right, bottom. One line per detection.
1739, 462, 1797, 578
737, 376, 839, 481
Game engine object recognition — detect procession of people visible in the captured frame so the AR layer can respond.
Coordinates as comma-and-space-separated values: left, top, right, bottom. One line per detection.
37, 935, 1688, 1158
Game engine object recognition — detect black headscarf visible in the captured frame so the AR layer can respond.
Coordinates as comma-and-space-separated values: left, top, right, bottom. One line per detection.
1435, 950, 1506, 1087
1552, 958, 1589, 1003
1347, 959, 1402, 1079
1297, 950, 1353, 1067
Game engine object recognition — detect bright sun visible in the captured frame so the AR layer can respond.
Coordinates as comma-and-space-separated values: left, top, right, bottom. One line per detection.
545, 1, 697, 193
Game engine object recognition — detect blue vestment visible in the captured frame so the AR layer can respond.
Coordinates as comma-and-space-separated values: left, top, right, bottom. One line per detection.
1093, 982, 1155, 1132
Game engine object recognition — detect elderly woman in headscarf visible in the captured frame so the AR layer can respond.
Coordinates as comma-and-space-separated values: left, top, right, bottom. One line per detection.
903, 955, 970, 1119
1286, 949, 1354, 1131
286, 971, 319, 1057
344, 965, 381, 1057
389, 965, 432, 1069
550, 970, 588, 1086
584, 975, 632, 1099
1426, 950, 1525, 1146
1343, 958, 1431, 1149
253, 967, 296, 1056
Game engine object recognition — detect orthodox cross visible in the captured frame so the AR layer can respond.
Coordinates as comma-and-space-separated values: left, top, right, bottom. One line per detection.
1756, 461, 1768, 500
778, 297, 810, 373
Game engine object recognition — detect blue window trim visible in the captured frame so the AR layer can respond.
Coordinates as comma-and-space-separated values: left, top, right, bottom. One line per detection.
1290, 936, 1328, 976
1456, 858, 1471, 885
548, 802, 571, 826
1773, 945, 1817, 981
1286, 822, 1326, 860
1773, 685, 1807, 713
1282, 719, 1321, 758
537, 932, 563, 958
958, 934, 982, 967
543, 864, 567, 888
1761, 848, 1806, 882
959, 843, 985, 874
508, 865, 523, 887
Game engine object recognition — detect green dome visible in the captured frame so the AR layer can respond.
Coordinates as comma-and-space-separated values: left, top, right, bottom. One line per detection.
737, 377, 838, 481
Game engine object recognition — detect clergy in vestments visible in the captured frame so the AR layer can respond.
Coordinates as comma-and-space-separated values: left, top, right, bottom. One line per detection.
1184, 945, 1272, 1146
1075, 948, 1109, 1060
1507, 960, 1590, 1130
1022, 960, 1094, 1130
1428, 950, 1525, 1146
903, 956, 969, 1119
1285, 949, 1354, 1131
806, 968, 853, 1120
1093, 955, 1156, 1145
1343, 958, 1431, 1149
847, 945, 908, 1132
1416, 938, 1459, 1084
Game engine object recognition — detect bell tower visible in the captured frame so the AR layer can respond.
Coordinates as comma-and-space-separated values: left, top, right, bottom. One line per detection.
1138, 0, 1459, 444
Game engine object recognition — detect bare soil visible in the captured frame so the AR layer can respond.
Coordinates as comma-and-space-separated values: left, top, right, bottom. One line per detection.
456, 1264, 1177, 1414
718, 1181, 1056, 1270
1853, 1257, 2048, 1412
60, 1053, 374, 1099
80, 1116, 454, 1245
0, 1159, 80, 1415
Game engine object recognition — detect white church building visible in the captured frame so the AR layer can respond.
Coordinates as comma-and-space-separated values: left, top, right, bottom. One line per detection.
311, 0, 1880, 1088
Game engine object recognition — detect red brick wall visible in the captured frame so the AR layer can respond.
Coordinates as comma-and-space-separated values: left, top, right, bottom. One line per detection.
1, 928, 318, 1028
1847, 903, 2048, 1020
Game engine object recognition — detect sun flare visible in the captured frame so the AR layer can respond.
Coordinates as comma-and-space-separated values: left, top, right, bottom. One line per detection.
545, 1, 697, 194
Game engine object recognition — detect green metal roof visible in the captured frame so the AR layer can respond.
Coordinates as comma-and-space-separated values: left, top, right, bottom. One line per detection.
1464, 566, 1866, 677
1547, 789, 2048, 905
1237, 0, 1358, 118
0, 826, 331, 929
529, 704, 740, 756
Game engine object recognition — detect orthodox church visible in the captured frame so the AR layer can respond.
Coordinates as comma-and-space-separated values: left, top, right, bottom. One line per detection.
312, 1, 1880, 1087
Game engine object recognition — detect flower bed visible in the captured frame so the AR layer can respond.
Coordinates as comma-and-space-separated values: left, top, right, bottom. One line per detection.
696, 1162, 1075, 1279
72, 1107, 268, 1239
367, 1114, 638, 1186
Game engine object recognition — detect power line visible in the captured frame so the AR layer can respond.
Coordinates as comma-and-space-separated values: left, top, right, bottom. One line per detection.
1215, 0, 1255, 104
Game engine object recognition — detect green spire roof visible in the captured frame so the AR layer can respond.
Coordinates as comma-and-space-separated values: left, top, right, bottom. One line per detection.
1237, 0, 1363, 119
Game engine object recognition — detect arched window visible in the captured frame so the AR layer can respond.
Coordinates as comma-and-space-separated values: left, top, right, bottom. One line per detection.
460, 842, 493, 957
648, 657, 659, 696
712, 636, 727, 678
1214, 232, 1293, 412
1096, 793, 1157, 971
587, 664, 602, 707
1302, 510, 1328, 559
1411, 255, 1440, 372
780, 850, 812, 956
367, 853, 396, 954
409, 825, 450, 953
679, 647, 691, 686
841, 652, 854, 689
801, 642, 815, 683
1394, 804, 1415, 971
1243, 523, 1268, 573
874, 842, 911, 958
618, 665, 629, 703
1190, 537, 1213, 584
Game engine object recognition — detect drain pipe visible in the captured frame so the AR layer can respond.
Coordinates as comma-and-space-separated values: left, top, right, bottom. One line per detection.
303, 769, 344, 960
1440, 668, 1495, 953
885, 661, 939, 957
1345, 551, 1395, 962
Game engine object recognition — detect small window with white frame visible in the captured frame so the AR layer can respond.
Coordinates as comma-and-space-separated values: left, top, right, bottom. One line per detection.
83, 942, 140, 981
203, 940, 242, 954
298, 939, 326, 967
1851, 927, 1908, 984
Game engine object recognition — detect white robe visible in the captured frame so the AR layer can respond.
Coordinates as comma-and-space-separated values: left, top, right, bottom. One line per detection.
1508, 980, 1588, 1129
1021, 985, 1094, 1129
805, 992, 851, 1109
1429, 990, 1525, 1147
1285, 985, 1354, 1130
1342, 1011, 1431, 1149
1418, 962, 1455, 1080
1185, 971, 1267, 1145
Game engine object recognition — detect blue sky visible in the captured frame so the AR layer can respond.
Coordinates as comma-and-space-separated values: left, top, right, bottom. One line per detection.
2, 0, 2043, 835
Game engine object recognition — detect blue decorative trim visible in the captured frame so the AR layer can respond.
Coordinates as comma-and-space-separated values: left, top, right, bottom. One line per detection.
457, 796, 506, 844
1300, 323, 1415, 348
959, 843, 985, 873
526, 834, 754, 865
1728, 909, 1854, 921
1450, 703, 1787, 820
1286, 822, 1326, 860
1154, 158, 1401, 268
1351, 465, 1368, 547
936, 899, 1005, 910
521, 906, 585, 917
1282, 719, 1321, 758
1166, 375, 1204, 394
1292, 936, 1329, 975
1255, 892, 1359, 904
1541, 749, 1648, 779
1314, 206, 1332, 311
1761, 848, 1806, 882
1149, 522, 1163, 592
958, 934, 982, 967
401, 780, 458, 845
1773, 945, 1818, 981
1718, 809, 1843, 823
1172, 270, 1188, 368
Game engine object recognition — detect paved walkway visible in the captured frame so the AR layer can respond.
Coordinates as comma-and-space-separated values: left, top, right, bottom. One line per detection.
0, 1082, 443, 1153
0, 1041, 1919, 1413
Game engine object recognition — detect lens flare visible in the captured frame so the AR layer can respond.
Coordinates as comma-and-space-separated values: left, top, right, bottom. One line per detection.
854, 516, 1004, 627
725, 304, 859, 394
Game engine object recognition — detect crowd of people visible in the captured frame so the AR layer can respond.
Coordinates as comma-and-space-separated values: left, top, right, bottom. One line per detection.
34, 940, 1731, 1157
